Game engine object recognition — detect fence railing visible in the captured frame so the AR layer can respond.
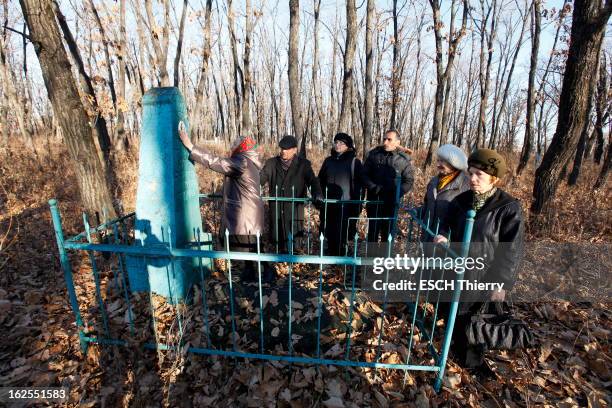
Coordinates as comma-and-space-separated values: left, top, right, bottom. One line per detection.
48, 191, 475, 392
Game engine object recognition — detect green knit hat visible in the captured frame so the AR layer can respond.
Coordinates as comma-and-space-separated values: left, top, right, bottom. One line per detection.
468, 148, 507, 178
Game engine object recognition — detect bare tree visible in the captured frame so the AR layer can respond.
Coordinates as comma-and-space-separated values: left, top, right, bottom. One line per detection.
116, 0, 128, 150
363, 0, 375, 158
489, 0, 530, 150
424, 0, 468, 168
191, 0, 213, 140
389, 0, 401, 129
19, 0, 116, 218
173, 0, 189, 87
594, 123, 611, 189
241, 0, 253, 135
517, 0, 541, 176
288, 0, 304, 153
532, 0, 612, 215
475, 0, 501, 149
338, 0, 357, 133
86, 0, 117, 109
593, 54, 610, 163
53, 2, 113, 161
144, 0, 171, 85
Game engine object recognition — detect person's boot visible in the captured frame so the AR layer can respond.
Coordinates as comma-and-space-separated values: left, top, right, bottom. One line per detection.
240, 262, 257, 283
262, 263, 277, 284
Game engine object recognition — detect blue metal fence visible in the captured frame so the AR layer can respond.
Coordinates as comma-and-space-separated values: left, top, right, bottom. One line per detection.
48, 191, 475, 392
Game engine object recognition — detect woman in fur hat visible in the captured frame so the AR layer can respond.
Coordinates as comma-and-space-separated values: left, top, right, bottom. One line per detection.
421, 144, 470, 240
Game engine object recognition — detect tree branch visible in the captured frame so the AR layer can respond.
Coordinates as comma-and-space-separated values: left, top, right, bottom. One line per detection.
2, 25, 33, 42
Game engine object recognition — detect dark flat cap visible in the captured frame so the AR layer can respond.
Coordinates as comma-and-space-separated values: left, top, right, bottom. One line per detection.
279, 135, 298, 149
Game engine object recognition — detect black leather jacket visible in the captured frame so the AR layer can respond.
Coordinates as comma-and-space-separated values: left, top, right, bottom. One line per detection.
440, 189, 525, 292
363, 146, 414, 202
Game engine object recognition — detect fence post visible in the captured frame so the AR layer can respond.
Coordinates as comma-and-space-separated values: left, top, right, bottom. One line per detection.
434, 209, 476, 392
48, 199, 88, 354
391, 173, 402, 239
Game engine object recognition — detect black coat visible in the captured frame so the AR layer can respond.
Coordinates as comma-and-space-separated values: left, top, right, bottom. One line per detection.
318, 149, 366, 200
441, 189, 525, 293
318, 149, 366, 253
260, 156, 323, 244
363, 146, 414, 203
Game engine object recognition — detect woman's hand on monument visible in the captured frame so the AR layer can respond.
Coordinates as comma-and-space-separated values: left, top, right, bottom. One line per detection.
178, 121, 193, 151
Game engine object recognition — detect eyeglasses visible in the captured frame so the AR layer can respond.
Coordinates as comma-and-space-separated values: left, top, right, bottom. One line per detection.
383, 138, 394, 142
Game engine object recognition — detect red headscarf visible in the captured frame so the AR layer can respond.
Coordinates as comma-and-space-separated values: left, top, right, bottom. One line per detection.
231, 136, 259, 156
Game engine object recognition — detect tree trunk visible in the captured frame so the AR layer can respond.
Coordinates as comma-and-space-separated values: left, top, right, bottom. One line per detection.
568, 119, 592, 185
241, 0, 252, 135
593, 54, 608, 164
594, 129, 611, 189
173, 0, 188, 87
54, 2, 112, 158
86, 0, 117, 109
517, 0, 541, 176
338, 0, 357, 133
116, 0, 128, 150
424, 0, 467, 168
489, 0, 530, 149
389, 0, 400, 129
476, 0, 499, 149
288, 0, 304, 154
19, 0, 116, 218
191, 0, 213, 141
144, 0, 171, 86
363, 0, 375, 157
531, 0, 611, 215
312, 0, 326, 145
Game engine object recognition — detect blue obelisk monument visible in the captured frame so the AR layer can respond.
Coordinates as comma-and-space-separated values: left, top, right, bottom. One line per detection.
127, 87, 209, 303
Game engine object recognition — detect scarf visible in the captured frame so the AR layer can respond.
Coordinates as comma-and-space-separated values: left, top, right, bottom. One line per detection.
230, 136, 258, 156
437, 171, 460, 191
280, 156, 294, 172
472, 187, 497, 212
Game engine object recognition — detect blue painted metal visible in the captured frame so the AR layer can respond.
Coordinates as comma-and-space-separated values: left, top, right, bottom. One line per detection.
48, 199, 88, 353
126, 87, 206, 303
433, 209, 476, 392
49, 194, 475, 393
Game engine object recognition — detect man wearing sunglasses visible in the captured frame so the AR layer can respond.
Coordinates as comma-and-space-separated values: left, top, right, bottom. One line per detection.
363, 129, 414, 242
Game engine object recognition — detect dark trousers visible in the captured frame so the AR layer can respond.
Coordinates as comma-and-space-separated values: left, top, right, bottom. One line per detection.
366, 201, 396, 242
438, 301, 486, 368
323, 203, 359, 256
221, 234, 275, 283
220, 234, 257, 275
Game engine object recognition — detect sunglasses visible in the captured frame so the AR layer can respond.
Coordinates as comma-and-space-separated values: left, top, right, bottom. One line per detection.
383, 138, 394, 142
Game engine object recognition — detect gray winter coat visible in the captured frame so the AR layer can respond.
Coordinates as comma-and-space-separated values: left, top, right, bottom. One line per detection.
422, 172, 470, 231
190, 146, 265, 236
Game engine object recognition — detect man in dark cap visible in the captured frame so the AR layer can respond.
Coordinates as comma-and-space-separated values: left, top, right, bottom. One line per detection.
260, 135, 323, 253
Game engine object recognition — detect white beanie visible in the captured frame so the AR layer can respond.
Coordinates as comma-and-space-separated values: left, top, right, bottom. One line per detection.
436, 144, 468, 171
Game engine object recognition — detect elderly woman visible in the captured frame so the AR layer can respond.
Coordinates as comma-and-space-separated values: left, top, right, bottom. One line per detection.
318, 133, 367, 255
421, 144, 470, 240
178, 121, 272, 282
433, 148, 525, 373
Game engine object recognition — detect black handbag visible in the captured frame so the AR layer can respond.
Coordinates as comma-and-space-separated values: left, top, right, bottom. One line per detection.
465, 302, 535, 350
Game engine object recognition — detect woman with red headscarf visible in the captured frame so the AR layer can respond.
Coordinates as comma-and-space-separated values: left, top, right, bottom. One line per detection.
178, 121, 271, 282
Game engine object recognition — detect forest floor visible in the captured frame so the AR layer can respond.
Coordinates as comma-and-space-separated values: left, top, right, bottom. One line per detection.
0, 140, 610, 407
